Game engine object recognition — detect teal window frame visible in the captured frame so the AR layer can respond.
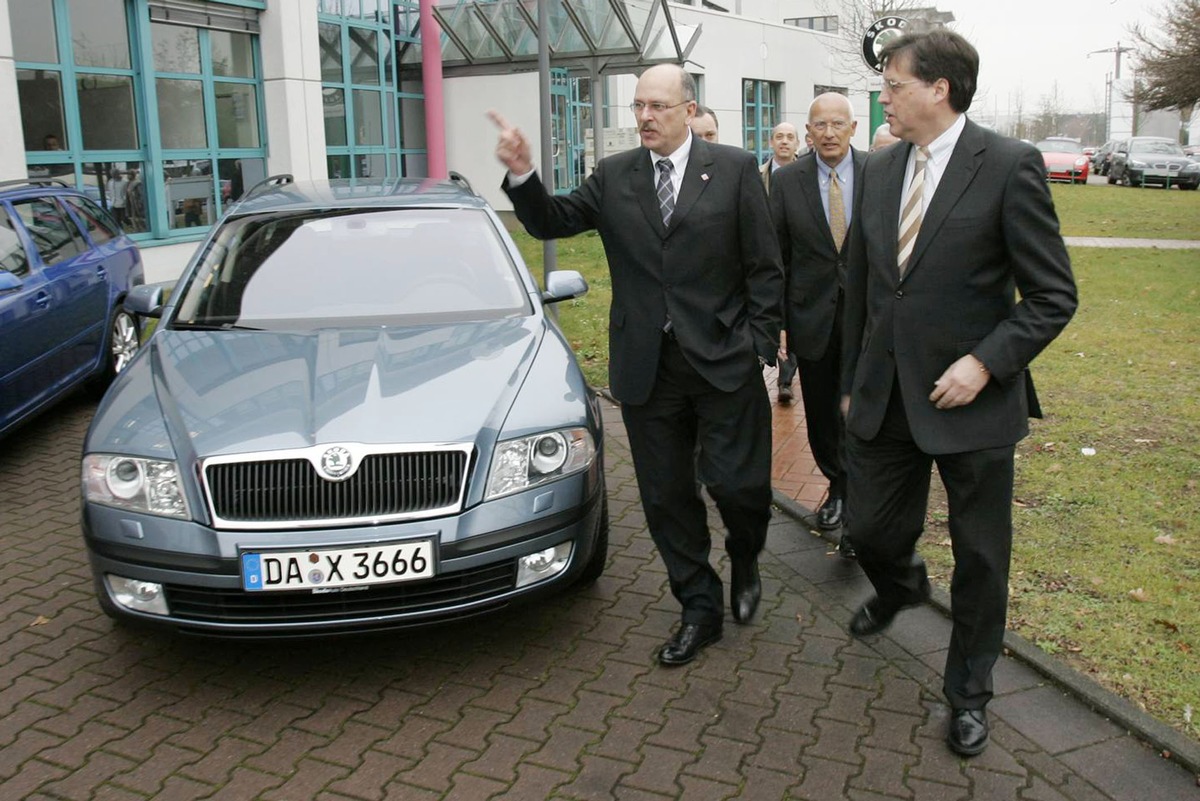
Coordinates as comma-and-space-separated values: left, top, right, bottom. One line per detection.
14, 0, 267, 243
743, 79, 780, 164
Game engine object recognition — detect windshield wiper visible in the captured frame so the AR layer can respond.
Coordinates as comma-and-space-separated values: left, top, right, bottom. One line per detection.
172, 321, 264, 331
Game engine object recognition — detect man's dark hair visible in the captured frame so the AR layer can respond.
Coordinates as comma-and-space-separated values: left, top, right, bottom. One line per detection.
879, 29, 979, 113
694, 104, 719, 128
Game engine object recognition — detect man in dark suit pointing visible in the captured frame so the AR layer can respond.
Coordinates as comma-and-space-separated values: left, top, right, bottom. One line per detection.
841, 31, 1077, 756
490, 64, 783, 666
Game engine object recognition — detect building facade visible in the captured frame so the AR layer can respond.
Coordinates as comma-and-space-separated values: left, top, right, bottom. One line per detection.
2, 0, 871, 271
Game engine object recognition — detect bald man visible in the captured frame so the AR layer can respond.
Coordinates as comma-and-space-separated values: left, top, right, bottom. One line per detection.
871, 122, 900, 151
760, 122, 800, 193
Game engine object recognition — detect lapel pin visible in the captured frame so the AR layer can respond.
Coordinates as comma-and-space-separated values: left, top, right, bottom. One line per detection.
701, 173, 710, 181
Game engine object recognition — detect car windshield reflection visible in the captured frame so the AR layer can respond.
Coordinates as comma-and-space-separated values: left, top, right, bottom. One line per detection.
172, 208, 531, 330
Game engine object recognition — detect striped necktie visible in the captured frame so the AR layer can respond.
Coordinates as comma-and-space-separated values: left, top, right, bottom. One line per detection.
828, 169, 847, 252
656, 158, 675, 228
897, 146, 930, 275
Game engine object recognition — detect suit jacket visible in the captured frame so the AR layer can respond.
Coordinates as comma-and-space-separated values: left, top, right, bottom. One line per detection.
759, 157, 794, 193
841, 119, 1077, 455
504, 139, 783, 406
770, 149, 866, 361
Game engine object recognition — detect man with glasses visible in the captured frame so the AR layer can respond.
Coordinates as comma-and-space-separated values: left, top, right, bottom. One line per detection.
840, 30, 1077, 756
490, 64, 783, 667
770, 92, 863, 556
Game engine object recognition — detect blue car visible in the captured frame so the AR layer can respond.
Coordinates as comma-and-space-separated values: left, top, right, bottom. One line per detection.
81, 175, 607, 637
0, 179, 143, 439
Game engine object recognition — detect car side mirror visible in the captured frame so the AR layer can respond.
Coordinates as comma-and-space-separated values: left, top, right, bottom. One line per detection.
0, 270, 22, 293
126, 282, 168, 318
542, 270, 589, 304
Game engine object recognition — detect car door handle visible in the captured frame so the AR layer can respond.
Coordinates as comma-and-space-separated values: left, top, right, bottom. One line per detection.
35, 291, 50, 309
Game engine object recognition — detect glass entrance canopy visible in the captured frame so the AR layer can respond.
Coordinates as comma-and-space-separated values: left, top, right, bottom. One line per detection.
403, 0, 700, 76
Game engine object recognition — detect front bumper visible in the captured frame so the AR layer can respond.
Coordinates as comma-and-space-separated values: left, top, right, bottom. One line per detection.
83, 463, 605, 637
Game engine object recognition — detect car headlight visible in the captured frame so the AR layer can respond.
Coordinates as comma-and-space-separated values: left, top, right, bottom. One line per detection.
485, 428, 596, 500
83, 454, 190, 519
1074, 157, 1088, 168
1182, 163, 1199, 174
1130, 160, 1147, 169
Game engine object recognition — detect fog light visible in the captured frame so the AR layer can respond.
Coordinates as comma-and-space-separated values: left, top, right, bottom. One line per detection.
105, 575, 170, 616
515, 543, 572, 588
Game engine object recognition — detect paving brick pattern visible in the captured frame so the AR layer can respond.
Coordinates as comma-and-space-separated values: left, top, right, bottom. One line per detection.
2, 395, 1197, 800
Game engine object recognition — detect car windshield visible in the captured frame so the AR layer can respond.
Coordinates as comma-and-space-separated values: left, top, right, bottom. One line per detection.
1130, 140, 1185, 156
172, 208, 531, 329
1036, 140, 1083, 154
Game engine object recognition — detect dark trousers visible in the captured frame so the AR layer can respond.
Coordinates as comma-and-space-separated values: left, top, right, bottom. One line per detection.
846, 383, 1015, 710
622, 335, 773, 626
787, 312, 846, 500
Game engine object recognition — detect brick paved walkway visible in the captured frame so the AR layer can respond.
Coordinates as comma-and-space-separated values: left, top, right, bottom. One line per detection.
2, 395, 1197, 799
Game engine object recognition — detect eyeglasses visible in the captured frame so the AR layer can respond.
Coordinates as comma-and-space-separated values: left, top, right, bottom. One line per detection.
809, 120, 850, 133
883, 78, 924, 92
630, 100, 689, 115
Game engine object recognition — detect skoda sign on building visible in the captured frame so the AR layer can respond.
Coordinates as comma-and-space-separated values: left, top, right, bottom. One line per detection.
862, 17, 909, 73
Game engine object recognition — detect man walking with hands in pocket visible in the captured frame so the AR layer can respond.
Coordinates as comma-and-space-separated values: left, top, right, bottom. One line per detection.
490, 63, 783, 667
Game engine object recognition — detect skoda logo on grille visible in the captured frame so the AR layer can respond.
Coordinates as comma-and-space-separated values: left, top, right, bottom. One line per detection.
319, 446, 355, 481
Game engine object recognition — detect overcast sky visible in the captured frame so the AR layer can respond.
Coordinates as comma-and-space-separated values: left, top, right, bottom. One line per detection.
935, 0, 1163, 115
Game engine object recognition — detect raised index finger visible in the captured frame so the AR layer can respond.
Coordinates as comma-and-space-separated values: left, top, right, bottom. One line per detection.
486, 109, 513, 133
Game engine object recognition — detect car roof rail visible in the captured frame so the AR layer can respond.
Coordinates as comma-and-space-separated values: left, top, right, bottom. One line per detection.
0, 177, 73, 191
242, 173, 295, 201
448, 171, 476, 196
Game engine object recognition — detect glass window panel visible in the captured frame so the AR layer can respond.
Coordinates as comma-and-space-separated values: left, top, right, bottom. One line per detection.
215, 82, 260, 148
64, 195, 117, 243
400, 94, 426, 150
401, 151, 427, 178
218, 157, 263, 206
386, 92, 396, 149
356, 153, 386, 178
319, 23, 343, 83
353, 89, 383, 145
152, 22, 201, 73
18, 70, 68, 151
69, 0, 130, 69
0, 207, 32, 277
164, 166, 215, 230
28, 162, 74, 182
157, 79, 207, 149
211, 31, 255, 78
348, 27, 380, 85
383, 38, 394, 86
323, 88, 347, 146
121, 163, 147, 233
78, 74, 139, 150
14, 199, 87, 265
9, 1, 58, 63
327, 154, 351, 179
319, 0, 342, 14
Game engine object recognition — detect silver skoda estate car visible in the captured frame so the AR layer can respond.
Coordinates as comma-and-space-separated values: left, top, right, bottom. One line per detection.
81, 175, 607, 636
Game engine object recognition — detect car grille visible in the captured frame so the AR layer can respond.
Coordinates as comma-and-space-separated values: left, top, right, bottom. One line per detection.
165, 561, 516, 625
205, 449, 469, 527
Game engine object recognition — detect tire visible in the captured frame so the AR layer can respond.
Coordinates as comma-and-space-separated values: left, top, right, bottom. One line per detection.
89, 304, 140, 393
576, 493, 609, 585
1106, 171, 1117, 185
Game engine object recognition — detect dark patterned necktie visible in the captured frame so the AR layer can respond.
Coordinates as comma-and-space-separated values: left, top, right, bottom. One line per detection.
656, 158, 675, 227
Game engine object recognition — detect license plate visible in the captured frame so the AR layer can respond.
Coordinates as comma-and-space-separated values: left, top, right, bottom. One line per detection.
241, 539, 435, 592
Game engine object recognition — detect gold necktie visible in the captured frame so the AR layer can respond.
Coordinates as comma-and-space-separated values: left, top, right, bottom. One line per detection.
828, 170, 846, 252
897, 146, 930, 275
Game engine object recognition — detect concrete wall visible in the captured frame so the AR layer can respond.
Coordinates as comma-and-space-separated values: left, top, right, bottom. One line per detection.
0, 0, 27, 181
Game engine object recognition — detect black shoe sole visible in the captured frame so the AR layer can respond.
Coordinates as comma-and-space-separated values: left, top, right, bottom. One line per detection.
657, 631, 722, 666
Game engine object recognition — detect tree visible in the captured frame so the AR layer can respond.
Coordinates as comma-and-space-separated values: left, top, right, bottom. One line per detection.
1128, 0, 1200, 112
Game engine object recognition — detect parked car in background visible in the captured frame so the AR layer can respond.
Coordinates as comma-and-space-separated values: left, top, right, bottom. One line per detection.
1035, 138, 1090, 184
1184, 144, 1200, 160
80, 175, 608, 637
0, 179, 143, 439
1082, 146, 1097, 158
1092, 140, 1118, 176
1108, 137, 1199, 189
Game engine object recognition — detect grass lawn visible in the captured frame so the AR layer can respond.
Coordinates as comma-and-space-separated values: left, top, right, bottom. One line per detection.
510, 205, 1200, 740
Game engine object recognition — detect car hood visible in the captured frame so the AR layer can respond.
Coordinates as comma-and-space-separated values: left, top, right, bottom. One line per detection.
90, 318, 543, 458
1129, 153, 1191, 166
1042, 151, 1084, 166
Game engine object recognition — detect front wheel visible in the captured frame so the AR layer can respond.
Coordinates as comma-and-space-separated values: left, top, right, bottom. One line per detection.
89, 304, 139, 392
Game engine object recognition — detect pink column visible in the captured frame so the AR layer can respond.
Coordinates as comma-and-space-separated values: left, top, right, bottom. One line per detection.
419, 0, 447, 178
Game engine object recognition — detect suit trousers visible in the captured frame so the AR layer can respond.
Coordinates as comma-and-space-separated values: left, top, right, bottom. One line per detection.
789, 301, 846, 500
621, 334, 773, 626
846, 381, 1015, 710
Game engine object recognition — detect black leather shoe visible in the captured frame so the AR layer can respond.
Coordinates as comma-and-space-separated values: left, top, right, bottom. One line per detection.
730, 559, 762, 624
947, 708, 989, 756
816, 496, 844, 530
836, 533, 857, 560
658, 622, 723, 666
848, 580, 931, 638
777, 382, 793, 403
